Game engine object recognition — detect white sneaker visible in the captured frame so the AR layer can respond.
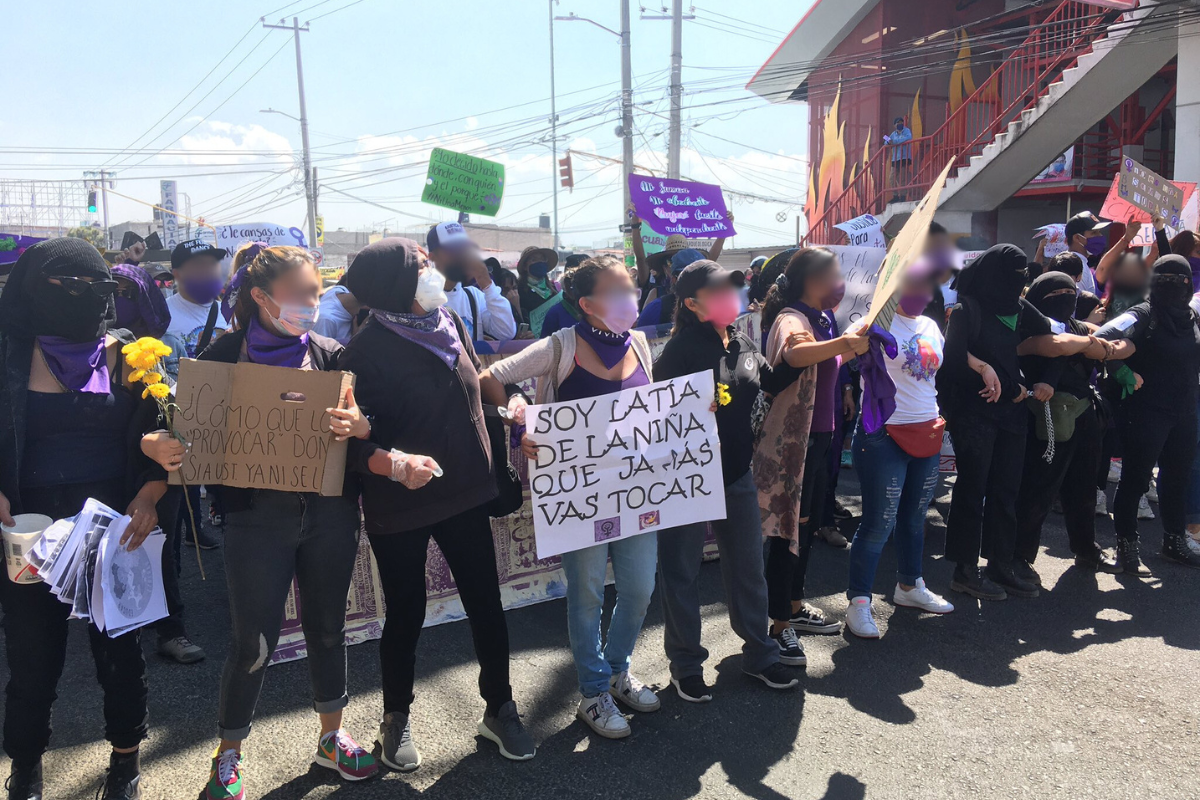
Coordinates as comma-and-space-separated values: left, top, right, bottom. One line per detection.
1107, 459, 1122, 483
1187, 537, 1200, 557
577, 692, 630, 739
845, 597, 880, 638
1138, 495, 1155, 520
610, 671, 660, 713
1146, 484, 1159, 503
1095, 488, 1109, 517
893, 578, 955, 614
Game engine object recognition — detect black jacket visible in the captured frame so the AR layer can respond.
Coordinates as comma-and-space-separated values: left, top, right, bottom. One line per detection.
0, 329, 166, 515
340, 312, 496, 534
196, 327, 357, 512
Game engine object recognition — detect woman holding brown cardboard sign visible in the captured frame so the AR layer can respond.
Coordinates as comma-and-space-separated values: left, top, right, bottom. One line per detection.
144, 246, 380, 799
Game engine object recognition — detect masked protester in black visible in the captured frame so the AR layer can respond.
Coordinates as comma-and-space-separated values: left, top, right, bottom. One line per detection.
1095, 254, 1200, 573
1014, 272, 1121, 578
0, 238, 169, 800
939, 245, 1111, 599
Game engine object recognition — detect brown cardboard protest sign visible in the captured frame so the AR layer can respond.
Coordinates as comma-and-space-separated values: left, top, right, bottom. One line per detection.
1116, 157, 1185, 228
171, 360, 354, 495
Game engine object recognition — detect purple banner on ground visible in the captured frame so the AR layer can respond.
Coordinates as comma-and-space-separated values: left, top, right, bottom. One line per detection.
628, 174, 737, 239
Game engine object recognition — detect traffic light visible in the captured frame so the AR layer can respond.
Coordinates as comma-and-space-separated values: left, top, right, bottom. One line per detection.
559, 154, 574, 192
87, 188, 98, 213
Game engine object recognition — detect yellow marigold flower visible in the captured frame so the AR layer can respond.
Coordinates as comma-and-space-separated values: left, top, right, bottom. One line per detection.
142, 383, 170, 400
129, 369, 146, 383
152, 342, 173, 358
142, 372, 163, 385
121, 342, 137, 356
132, 351, 159, 370
716, 382, 732, 406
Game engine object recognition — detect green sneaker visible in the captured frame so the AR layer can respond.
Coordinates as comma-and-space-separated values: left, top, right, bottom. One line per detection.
314, 730, 379, 781
205, 749, 244, 800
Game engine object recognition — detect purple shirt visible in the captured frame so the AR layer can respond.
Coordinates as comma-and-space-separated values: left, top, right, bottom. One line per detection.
810, 310, 841, 434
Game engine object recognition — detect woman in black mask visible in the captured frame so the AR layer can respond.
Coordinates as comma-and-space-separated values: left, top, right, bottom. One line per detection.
939, 245, 1108, 600
0, 238, 168, 799
1014, 271, 1121, 579
1096, 254, 1200, 572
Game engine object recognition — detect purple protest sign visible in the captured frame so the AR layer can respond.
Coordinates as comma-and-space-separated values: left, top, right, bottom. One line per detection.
0, 233, 46, 266
628, 174, 737, 238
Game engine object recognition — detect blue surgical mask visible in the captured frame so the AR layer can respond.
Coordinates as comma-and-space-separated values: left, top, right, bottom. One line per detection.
267, 295, 319, 337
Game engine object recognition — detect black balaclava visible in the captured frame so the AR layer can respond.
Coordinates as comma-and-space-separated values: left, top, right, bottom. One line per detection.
0, 237, 114, 342
955, 244, 1028, 317
344, 237, 421, 314
1027, 271, 1078, 324
1148, 254, 1195, 336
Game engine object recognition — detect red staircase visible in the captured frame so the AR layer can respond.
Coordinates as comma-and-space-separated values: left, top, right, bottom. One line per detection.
803, 0, 1121, 245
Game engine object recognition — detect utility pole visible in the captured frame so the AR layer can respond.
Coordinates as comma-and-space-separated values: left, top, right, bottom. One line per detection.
83, 169, 114, 248
642, 2, 693, 180
549, 0, 560, 250
620, 0, 634, 210
263, 16, 317, 249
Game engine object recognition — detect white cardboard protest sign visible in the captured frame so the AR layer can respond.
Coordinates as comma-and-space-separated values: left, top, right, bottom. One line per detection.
526, 371, 725, 559
1034, 224, 1068, 258
213, 222, 308, 255
834, 214, 887, 248
828, 246, 887, 333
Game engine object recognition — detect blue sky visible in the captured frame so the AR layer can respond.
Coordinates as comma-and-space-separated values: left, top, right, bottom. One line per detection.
3, 0, 815, 248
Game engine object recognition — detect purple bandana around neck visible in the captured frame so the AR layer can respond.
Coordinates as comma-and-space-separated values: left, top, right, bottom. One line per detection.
574, 321, 632, 369
245, 316, 309, 368
371, 307, 462, 370
37, 337, 111, 395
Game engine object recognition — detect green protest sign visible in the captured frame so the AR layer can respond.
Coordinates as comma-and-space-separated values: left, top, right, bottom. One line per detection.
421, 148, 505, 217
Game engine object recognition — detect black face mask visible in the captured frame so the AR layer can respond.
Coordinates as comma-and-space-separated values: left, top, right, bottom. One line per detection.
1039, 292, 1078, 323
29, 281, 110, 342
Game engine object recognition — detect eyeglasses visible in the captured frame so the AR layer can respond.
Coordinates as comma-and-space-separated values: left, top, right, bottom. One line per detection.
47, 276, 119, 298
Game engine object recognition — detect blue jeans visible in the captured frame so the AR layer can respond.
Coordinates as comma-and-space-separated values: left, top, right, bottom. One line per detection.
560, 532, 658, 698
847, 423, 940, 600
1188, 397, 1200, 525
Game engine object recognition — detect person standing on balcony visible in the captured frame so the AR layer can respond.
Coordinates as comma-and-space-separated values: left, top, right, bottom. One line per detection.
884, 117, 914, 202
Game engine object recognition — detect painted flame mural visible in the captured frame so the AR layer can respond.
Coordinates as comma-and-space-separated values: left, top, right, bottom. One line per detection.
803, 82, 849, 229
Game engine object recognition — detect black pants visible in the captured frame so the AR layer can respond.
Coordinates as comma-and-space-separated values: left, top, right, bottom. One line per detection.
154, 487, 186, 641
1, 480, 149, 764
1015, 404, 1103, 562
766, 431, 832, 620
945, 412, 1026, 567
1113, 402, 1197, 542
368, 505, 512, 716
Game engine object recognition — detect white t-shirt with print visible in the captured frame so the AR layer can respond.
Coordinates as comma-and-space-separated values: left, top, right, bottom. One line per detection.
884, 313, 943, 424
166, 293, 229, 358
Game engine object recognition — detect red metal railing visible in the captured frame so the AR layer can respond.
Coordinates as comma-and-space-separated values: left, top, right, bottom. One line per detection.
804, 0, 1120, 244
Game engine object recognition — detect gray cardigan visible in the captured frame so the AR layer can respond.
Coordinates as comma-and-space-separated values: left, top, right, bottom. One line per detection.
486, 327, 655, 404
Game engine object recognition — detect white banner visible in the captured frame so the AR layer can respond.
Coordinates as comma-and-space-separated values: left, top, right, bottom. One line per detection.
834, 213, 887, 248
214, 222, 307, 256
526, 371, 725, 559
160, 181, 179, 249
828, 245, 887, 333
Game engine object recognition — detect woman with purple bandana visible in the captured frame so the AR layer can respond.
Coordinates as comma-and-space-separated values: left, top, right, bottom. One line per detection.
144, 246, 380, 798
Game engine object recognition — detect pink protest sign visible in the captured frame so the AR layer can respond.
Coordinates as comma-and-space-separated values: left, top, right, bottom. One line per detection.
628, 174, 737, 238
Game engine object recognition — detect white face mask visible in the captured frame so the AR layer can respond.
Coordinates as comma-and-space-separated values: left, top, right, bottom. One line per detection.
415, 266, 448, 313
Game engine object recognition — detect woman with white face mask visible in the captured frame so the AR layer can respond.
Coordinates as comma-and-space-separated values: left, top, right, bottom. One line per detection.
338, 238, 537, 770
142, 246, 380, 798
480, 256, 659, 740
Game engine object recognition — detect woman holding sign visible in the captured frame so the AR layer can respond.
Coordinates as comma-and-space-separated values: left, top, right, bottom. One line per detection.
480, 255, 660, 740
754, 248, 869, 661
339, 238, 537, 768
655, 259, 803, 701
0, 238, 168, 800
145, 246, 381, 798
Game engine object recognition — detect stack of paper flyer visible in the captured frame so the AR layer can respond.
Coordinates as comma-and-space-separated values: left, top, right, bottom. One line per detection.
26, 498, 168, 637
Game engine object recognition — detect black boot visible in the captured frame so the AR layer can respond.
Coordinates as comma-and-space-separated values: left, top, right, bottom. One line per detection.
949, 564, 1007, 600
1012, 559, 1042, 587
1162, 534, 1200, 569
5, 759, 42, 800
1074, 545, 1122, 574
1116, 537, 1151, 577
99, 751, 140, 800
985, 562, 1040, 598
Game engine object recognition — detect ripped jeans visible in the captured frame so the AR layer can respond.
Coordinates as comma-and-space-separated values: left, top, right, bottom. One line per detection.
218, 490, 361, 740
847, 422, 940, 600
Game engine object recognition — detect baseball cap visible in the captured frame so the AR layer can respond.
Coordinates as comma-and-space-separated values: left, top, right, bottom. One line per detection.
426, 221, 475, 252
750, 256, 768, 269
673, 259, 745, 300
670, 248, 707, 275
1065, 212, 1110, 241
564, 253, 589, 269
170, 238, 227, 270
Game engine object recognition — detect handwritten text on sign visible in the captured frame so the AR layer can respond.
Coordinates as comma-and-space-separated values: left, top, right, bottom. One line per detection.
1117, 158, 1184, 227
172, 360, 353, 495
421, 148, 505, 217
627, 174, 737, 239
526, 371, 725, 558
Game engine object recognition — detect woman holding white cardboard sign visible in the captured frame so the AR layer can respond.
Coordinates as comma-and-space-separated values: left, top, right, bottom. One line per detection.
339, 237, 537, 769
145, 246, 380, 798
0, 238, 169, 800
481, 255, 660, 741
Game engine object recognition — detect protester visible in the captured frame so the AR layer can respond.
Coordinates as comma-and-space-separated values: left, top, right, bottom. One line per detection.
340, 237, 535, 766
655, 259, 802, 699
1095, 254, 1200, 572
754, 247, 868, 662
1063, 211, 1111, 295
630, 225, 729, 309
145, 246, 380, 798
746, 255, 769, 304
844, 263, 955, 637
0, 238, 168, 800
480, 255, 660, 740
537, 253, 588, 337
939, 245, 1114, 599
636, 248, 708, 328
426, 222, 517, 343
921, 222, 958, 331
111, 262, 204, 666
515, 245, 560, 322
1013, 271, 1122, 580
314, 276, 363, 345
484, 257, 524, 327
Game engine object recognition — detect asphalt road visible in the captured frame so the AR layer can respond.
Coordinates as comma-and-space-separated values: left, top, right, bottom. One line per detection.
4, 472, 1199, 800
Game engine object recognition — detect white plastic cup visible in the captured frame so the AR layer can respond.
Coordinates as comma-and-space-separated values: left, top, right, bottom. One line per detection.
2, 514, 52, 584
